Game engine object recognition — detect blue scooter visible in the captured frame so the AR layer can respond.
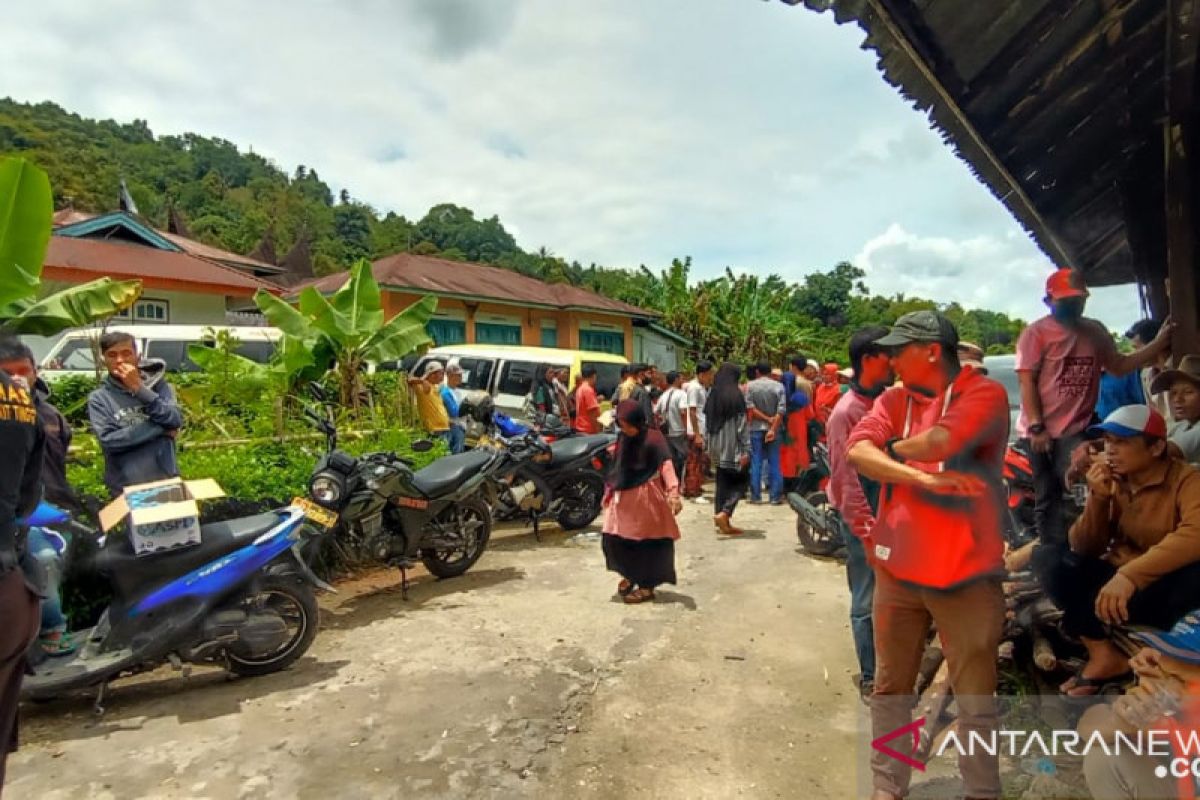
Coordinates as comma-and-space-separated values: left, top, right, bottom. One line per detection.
19, 496, 336, 711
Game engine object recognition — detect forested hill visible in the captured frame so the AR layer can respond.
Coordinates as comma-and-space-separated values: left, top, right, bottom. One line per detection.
0, 97, 1027, 361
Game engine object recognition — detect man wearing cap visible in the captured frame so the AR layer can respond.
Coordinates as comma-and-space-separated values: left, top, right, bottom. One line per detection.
1017, 268, 1174, 550
1153, 355, 1200, 465
1043, 405, 1200, 696
408, 361, 451, 445
956, 341, 987, 374
848, 310, 1011, 800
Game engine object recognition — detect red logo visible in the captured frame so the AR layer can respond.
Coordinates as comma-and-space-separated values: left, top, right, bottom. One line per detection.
871, 717, 926, 772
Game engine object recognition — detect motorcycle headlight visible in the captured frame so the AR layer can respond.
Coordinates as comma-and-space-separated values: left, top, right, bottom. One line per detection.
309, 472, 345, 508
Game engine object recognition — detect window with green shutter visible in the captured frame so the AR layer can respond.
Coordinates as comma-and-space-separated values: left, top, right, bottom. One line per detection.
475, 322, 522, 345
580, 330, 624, 355
426, 319, 466, 345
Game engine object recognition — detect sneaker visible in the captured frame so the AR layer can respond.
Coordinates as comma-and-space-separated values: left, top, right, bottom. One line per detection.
692, 497, 709, 505
770, 498, 784, 506
748, 498, 763, 505
859, 679, 874, 704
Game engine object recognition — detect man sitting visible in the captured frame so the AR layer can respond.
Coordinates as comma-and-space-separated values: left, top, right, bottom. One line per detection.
1041, 405, 1200, 696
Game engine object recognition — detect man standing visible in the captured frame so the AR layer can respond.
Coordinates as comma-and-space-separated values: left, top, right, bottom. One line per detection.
683, 362, 714, 501
0, 335, 45, 789
408, 361, 452, 446
825, 326, 891, 701
1016, 269, 1172, 548
87, 331, 183, 498
655, 371, 688, 481
745, 359, 785, 505
848, 311, 1011, 800
574, 366, 602, 435
441, 362, 466, 454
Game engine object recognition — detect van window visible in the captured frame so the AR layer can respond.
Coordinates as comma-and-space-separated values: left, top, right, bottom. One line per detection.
48, 339, 97, 371
583, 361, 623, 400
456, 358, 494, 392
498, 361, 552, 397
235, 340, 276, 364
145, 340, 202, 372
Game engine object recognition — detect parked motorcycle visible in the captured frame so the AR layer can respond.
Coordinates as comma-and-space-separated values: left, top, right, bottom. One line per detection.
303, 384, 502, 592
467, 397, 614, 537
20, 494, 334, 708
788, 442, 845, 557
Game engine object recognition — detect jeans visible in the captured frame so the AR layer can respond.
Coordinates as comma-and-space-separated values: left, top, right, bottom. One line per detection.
666, 435, 688, 485
1030, 433, 1084, 547
439, 427, 466, 455
749, 430, 782, 502
27, 527, 66, 633
841, 521, 875, 683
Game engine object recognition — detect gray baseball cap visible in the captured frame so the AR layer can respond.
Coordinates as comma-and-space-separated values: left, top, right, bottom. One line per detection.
421, 360, 446, 378
876, 310, 959, 349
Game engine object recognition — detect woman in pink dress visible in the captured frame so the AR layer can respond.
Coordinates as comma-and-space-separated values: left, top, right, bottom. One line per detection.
601, 400, 684, 604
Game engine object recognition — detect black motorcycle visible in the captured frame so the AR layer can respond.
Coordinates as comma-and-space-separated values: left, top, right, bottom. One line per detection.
304, 386, 503, 591
467, 397, 614, 537
788, 442, 845, 557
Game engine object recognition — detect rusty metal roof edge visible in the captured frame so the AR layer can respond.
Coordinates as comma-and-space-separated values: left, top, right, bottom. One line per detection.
796, 0, 1077, 271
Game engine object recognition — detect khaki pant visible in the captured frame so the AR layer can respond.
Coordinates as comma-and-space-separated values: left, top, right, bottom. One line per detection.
871, 568, 1005, 799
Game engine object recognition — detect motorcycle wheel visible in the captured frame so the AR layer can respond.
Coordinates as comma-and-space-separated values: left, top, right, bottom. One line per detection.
555, 473, 605, 531
226, 575, 320, 678
795, 491, 844, 557
421, 497, 493, 579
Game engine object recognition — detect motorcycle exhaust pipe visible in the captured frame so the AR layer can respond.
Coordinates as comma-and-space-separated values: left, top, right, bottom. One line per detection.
509, 480, 544, 511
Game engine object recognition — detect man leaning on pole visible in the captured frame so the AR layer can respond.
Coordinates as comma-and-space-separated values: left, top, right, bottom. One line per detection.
847, 310, 1011, 800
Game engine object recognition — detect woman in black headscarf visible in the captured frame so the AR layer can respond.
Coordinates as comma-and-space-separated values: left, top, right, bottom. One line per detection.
601, 400, 683, 604
704, 362, 751, 535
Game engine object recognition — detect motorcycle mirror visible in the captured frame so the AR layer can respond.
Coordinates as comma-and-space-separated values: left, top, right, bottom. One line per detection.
411, 439, 435, 453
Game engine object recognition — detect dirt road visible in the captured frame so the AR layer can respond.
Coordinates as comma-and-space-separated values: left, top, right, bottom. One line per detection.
7, 500, 864, 799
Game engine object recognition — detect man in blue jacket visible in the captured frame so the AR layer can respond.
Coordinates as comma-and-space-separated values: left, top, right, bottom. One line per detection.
86, 331, 183, 497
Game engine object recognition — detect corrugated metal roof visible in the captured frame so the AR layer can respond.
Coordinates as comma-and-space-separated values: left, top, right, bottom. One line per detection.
787, 0, 1171, 288
45, 237, 280, 294
296, 252, 657, 318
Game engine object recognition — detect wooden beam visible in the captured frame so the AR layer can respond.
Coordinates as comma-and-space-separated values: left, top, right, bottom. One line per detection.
1164, 0, 1200, 354
862, 0, 1077, 268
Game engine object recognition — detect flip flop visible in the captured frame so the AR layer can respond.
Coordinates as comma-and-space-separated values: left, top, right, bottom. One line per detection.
39, 631, 78, 657
1060, 669, 1133, 697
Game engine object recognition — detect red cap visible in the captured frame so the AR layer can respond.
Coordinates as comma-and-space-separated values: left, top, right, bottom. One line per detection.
1045, 268, 1089, 300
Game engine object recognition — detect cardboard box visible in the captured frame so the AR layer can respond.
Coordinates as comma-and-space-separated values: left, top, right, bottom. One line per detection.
98, 477, 225, 556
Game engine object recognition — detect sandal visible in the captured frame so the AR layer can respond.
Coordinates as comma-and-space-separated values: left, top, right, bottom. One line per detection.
623, 588, 656, 605
39, 631, 77, 657
617, 579, 633, 597
1060, 668, 1133, 697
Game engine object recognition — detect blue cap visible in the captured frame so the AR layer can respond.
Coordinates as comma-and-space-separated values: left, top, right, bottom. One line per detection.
1133, 611, 1200, 664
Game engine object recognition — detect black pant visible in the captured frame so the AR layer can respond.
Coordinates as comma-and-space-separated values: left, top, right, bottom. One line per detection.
1039, 547, 1200, 640
667, 435, 688, 486
0, 568, 40, 790
1031, 434, 1083, 547
714, 467, 748, 517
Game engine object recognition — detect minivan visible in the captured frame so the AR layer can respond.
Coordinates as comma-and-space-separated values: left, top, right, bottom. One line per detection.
409, 345, 629, 418
40, 325, 282, 379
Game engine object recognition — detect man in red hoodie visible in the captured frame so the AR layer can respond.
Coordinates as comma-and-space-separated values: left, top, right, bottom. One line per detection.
848, 310, 1011, 800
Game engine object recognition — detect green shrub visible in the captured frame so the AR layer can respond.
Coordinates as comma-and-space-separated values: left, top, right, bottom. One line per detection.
46, 374, 100, 428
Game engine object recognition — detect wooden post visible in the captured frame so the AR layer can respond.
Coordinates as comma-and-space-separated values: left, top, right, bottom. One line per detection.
1165, 0, 1200, 355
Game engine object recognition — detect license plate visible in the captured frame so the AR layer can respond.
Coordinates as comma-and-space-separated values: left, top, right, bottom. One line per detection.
292, 497, 338, 529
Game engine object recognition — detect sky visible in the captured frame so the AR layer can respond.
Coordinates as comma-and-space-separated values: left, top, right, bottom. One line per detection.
0, 0, 1142, 332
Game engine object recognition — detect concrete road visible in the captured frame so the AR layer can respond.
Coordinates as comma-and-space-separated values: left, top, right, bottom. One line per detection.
7, 499, 863, 799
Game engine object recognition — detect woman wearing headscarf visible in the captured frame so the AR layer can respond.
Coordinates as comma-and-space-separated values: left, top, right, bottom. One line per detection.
704, 362, 751, 535
814, 362, 843, 425
601, 400, 684, 604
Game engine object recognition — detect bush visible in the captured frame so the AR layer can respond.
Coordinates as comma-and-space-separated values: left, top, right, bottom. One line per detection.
46, 373, 99, 428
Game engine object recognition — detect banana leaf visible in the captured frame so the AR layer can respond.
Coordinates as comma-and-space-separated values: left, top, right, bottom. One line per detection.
254, 288, 315, 339
0, 157, 52, 307
0, 277, 142, 335
362, 295, 436, 363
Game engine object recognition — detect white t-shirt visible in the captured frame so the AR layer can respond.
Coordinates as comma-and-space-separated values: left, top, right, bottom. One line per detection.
656, 387, 688, 436
684, 379, 708, 437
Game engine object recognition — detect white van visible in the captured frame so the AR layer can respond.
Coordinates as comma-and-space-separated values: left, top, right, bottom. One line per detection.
40, 325, 282, 379
408, 345, 628, 418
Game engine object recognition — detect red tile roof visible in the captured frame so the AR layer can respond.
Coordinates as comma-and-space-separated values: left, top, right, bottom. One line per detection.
296, 253, 655, 317
44, 237, 280, 295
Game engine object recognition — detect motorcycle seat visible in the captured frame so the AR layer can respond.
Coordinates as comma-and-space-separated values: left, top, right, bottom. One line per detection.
411, 450, 493, 498
95, 512, 285, 598
549, 434, 614, 464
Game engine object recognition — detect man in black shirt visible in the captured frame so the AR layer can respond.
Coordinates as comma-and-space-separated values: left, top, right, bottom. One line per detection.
0, 335, 45, 789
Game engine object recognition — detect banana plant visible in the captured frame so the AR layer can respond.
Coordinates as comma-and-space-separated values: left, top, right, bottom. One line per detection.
0, 157, 142, 335
252, 259, 436, 410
